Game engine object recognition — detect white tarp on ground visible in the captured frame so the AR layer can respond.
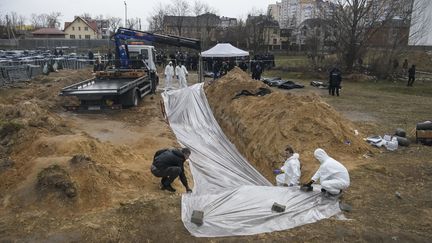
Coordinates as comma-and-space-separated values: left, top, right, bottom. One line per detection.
161, 84, 341, 237
201, 43, 249, 57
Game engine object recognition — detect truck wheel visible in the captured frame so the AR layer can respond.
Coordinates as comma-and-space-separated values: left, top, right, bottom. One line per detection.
133, 90, 139, 106
121, 89, 140, 107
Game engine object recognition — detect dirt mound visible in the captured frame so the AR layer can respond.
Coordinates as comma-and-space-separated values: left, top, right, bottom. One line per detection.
37, 164, 77, 198
205, 67, 371, 182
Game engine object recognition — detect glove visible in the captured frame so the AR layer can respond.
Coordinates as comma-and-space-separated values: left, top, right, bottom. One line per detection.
304, 180, 314, 187
186, 188, 192, 193
273, 169, 285, 175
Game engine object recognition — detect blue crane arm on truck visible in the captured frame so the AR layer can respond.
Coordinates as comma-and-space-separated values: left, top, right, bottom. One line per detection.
114, 27, 201, 69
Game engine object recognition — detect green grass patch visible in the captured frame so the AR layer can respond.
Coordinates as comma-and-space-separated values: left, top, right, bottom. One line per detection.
274, 55, 309, 68
264, 70, 322, 80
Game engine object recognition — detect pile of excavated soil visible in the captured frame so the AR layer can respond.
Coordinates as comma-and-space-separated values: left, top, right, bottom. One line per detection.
0, 69, 181, 216
205, 68, 372, 182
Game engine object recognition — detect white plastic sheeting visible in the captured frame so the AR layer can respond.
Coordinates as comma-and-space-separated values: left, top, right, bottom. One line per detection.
161, 84, 341, 237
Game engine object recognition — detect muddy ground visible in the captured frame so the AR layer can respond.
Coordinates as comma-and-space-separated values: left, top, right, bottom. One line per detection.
0, 68, 431, 242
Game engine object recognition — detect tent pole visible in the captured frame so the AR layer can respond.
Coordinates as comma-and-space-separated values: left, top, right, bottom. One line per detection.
199, 54, 203, 83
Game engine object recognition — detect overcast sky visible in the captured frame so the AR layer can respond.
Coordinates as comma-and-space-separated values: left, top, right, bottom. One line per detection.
0, 0, 275, 29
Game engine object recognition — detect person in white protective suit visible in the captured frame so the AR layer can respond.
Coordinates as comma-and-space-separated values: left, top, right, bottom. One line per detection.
304, 148, 350, 196
275, 145, 301, 187
164, 61, 175, 90
175, 62, 189, 88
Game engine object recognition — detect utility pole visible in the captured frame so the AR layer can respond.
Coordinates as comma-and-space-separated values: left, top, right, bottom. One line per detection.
124, 1, 127, 27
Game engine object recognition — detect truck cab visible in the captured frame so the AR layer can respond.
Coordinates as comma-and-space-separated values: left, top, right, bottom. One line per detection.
126, 44, 157, 72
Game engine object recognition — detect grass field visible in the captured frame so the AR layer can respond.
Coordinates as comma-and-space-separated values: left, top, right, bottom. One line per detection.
264, 68, 432, 134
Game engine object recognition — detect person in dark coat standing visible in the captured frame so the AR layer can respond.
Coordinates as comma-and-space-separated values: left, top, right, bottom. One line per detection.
151, 147, 192, 193
407, 64, 416, 87
252, 62, 263, 80
329, 67, 342, 96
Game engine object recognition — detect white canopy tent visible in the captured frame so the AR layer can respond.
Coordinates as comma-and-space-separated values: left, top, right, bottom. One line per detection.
201, 43, 249, 57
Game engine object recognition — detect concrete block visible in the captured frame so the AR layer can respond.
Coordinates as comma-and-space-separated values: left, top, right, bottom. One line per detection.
191, 210, 204, 226
271, 202, 286, 213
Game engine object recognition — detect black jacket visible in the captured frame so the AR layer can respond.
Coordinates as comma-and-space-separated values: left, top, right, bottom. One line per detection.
408, 67, 416, 77
152, 149, 189, 188
329, 68, 342, 86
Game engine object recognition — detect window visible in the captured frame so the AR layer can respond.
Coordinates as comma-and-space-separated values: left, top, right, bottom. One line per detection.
85, 35, 91, 39
273, 39, 277, 44
273, 28, 278, 34
79, 35, 82, 39
72, 27, 75, 31
70, 35, 75, 39
78, 27, 81, 31
85, 27, 88, 31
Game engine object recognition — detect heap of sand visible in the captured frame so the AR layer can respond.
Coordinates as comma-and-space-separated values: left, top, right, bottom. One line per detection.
205, 67, 371, 183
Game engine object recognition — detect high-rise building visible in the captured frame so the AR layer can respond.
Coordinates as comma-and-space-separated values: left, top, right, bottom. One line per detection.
271, 0, 331, 29
268, 2, 282, 22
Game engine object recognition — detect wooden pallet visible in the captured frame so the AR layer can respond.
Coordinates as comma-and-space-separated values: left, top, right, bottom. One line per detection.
96, 70, 145, 79
416, 130, 432, 143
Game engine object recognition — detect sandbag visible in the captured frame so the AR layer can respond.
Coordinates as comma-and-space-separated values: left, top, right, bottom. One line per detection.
395, 128, 406, 138
395, 136, 410, 146
417, 121, 432, 130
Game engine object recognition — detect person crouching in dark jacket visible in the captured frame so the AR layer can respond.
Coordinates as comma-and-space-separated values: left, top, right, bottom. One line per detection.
151, 147, 192, 193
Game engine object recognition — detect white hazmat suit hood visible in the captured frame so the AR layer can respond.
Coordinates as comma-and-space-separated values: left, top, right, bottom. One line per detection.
314, 148, 330, 164
311, 148, 350, 195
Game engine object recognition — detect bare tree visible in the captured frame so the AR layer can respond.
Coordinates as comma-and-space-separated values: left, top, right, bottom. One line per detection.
366, 0, 430, 79
168, 0, 191, 36
246, 13, 268, 53
192, 0, 217, 16
127, 17, 141, 30
18, 15, 26, 30
107, 16, 122, 32
46, 12, 62, 28
220, 19, 248, 49
94, 14, 104, 21
148, 3, 168, 33
80, 13, 93, 21
31, 13, 48, 28
330, 0, 402, 71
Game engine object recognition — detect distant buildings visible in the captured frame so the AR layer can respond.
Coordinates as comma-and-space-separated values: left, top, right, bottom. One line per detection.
163, 13, 221, 41
267, 0, 422, 48
31, 28, 65, 38
64, 16, 100, 39
163, 13, 239, 48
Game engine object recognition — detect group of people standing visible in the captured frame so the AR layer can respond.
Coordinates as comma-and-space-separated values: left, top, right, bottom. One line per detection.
164, 61, 189, 90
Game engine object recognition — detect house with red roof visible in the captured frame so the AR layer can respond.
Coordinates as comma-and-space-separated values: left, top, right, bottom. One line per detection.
64, 16, 100, 40
32, 28, 66, 38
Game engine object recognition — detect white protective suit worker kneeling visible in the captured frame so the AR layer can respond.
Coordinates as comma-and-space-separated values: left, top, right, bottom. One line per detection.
175, 62, 189, 88
275, 145, 301, 187
164, 61, 175, 90
304, 148, 350, 196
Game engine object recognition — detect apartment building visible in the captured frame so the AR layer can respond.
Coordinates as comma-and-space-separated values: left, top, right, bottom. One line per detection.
267, 2, 282, 21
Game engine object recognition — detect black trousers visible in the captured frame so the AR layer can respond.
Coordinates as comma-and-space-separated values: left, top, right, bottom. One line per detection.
151, 165, 182, 186
329, 85, 339, 96
407, 76, 415, 86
